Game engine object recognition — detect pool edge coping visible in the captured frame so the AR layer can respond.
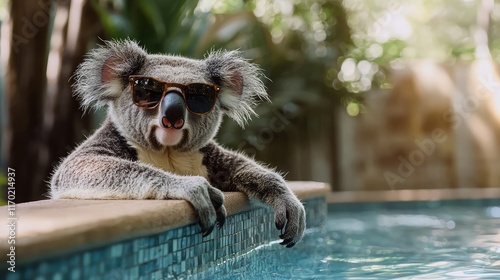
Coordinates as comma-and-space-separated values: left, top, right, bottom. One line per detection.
327, 187, 500, 204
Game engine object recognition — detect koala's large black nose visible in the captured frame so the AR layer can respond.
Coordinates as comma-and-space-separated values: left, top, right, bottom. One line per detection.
161, 91, 186, 129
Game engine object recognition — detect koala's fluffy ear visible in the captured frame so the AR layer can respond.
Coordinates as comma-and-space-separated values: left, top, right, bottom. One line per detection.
205, 51, 269, 126
73, 40, 147, 110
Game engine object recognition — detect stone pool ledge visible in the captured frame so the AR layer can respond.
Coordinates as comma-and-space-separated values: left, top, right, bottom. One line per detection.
327, 187, 500, 203
0, 181, 329, 279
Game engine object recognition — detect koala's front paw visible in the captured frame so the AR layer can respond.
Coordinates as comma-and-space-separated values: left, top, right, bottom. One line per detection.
168, 176, 226, 237
266, 178, 306, 248
273, 196, 306, 248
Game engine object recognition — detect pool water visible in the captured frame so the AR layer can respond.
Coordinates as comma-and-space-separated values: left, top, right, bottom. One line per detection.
208, 200, 500, 279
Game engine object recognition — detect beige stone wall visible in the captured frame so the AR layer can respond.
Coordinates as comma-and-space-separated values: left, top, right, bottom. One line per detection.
339, 60, 500, 190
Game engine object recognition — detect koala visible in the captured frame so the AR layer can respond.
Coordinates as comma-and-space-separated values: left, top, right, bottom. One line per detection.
50, 40, 306, 247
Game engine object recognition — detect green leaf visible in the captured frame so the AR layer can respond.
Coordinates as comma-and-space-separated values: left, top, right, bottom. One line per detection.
0, 173, 6, 185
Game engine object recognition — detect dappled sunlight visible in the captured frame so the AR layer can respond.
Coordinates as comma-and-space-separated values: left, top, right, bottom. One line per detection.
2, 0, 500, 197
0, 0, 500, 280
340, 57, 500, 190
46, 6, 68, 85
1, 0, 500, 279
467, 115, 497, 158
470, 58, 500, 120
372, 12, 412, 43
336, 0, 500, 190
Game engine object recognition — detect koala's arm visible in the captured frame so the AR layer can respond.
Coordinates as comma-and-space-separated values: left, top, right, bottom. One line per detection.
50, 120, 225, 235
200, 141, 306, 247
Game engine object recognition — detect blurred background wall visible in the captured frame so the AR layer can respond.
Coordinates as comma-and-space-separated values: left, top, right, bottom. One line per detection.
1, 0, 500, 202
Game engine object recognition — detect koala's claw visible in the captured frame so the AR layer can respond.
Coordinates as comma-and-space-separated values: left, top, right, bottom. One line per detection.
279, 237, 293, 245
201, 205, 225, 236
202, 224, 215, 237
207, 186, 225, 211
216, 205, 227, 228
273, 198, 306, 248
280, 236, 297, 247
275, 222, 284, 230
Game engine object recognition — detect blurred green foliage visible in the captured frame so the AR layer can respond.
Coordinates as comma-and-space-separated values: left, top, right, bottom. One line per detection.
334, 0, 496, 95
343, 0, 480, 61
92, 0, 497, 150
0, 173, 6, 205
92, 1, 208, 55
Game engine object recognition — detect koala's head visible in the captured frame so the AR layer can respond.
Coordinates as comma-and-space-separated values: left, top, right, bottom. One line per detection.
74, 40, 267, 152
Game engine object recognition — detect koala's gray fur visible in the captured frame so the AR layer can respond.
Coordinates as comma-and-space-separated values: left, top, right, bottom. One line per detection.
50, 40, 306, 247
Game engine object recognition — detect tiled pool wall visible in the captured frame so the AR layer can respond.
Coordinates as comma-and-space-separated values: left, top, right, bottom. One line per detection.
6, 197, 326, 280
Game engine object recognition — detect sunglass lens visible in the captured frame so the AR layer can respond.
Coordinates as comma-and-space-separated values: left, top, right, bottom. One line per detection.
184, 84, 216, 114
132, 78, 164, 108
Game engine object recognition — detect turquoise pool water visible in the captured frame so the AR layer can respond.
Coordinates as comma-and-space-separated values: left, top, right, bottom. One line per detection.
208, 199, 500, 279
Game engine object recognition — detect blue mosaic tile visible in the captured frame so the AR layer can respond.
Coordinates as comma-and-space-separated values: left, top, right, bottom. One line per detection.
128, 266, 139, 279
5, 272, 20, 280
70, 268, 81, 280
110, 244, 123, 258
138, 260, 155, 276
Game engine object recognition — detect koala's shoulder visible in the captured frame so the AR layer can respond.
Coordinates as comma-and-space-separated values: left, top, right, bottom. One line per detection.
77, 119, 138, 161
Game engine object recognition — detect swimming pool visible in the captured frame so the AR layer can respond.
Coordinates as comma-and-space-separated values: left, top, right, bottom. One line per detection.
206, 199, 500, 279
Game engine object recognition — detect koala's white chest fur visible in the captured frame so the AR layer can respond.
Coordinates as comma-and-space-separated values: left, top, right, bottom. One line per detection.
135, 146, 208, 178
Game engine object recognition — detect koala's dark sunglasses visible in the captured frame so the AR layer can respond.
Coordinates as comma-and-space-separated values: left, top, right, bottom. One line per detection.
129, 76, 220, 115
